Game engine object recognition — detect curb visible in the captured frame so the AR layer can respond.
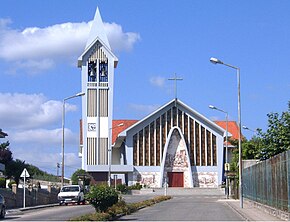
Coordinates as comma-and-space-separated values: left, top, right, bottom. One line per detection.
6, 203, 59, 215
225, 201, 251, 221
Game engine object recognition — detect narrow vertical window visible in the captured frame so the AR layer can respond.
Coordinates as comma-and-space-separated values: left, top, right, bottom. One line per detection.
133, 134, 137, 165
145, 126, 149, 166
173, 106, 177, 126
190, 118, 195, 165
207, 130, 212, 166
150, 122, 155, 166
139, 130, 143, 166
156, 117, 160, 166
212, 134, 217, 166
161, 114, 166, 162
195, 122, 200, 166
167, 109, 171, 135
184, 113, 188, 147
201, 126, 206, 166
178, 109, 183, 130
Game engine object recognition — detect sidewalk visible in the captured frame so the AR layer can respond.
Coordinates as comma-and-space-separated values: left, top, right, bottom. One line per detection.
224, 199, 283, 221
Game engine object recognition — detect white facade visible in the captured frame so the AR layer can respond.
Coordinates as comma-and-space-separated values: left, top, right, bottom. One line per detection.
118, 99, 225, 188
79, 8, 226, 187
78, 8, 118, 176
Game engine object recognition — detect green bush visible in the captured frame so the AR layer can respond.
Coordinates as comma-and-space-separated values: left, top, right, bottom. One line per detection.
0, 178, 5, 188
128, 183, 143, 190
116, 184, 128, 194
85, 184, 119, 212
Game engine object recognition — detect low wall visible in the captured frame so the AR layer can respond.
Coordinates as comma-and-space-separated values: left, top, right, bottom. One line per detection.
0, 184, 59, 209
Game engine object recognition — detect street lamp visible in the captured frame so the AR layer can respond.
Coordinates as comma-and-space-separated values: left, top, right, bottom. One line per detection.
61, 92, 85, 187
210, 57, 243, 208
242, 125, 257, 133
209, 105, 229, 198
108, 122, 124, 187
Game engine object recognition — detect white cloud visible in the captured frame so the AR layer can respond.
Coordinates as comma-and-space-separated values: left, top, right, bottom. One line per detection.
0, 93, 77, 130
10, 128, 77, 145
105, 22, 140, 52
0, 18, 140, 73
0, 93, 81, 176
150, 76, 166, 87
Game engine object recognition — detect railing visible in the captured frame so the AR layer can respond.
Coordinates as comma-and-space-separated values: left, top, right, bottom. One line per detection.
243, 150, 289, 212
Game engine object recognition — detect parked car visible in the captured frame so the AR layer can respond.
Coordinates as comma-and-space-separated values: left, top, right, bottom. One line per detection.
0, 194, 5, 218
57, 185, 85, 205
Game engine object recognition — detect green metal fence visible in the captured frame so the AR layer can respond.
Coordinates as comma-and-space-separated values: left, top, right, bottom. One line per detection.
243, 150, 289, 212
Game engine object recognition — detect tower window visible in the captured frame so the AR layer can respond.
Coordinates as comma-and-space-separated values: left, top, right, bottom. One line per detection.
88, 61, 97, 82
99, 62, 108, 82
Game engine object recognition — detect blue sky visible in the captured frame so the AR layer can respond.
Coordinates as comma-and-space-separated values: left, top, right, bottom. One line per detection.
0, 0, 289, 177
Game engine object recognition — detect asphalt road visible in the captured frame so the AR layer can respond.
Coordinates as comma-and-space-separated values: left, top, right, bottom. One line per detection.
117, 195, 245, 221
4, 204, 95, 221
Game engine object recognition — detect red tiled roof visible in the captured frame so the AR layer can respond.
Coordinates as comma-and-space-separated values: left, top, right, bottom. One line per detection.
214, 121, 240, 140
112, 120, 138, 144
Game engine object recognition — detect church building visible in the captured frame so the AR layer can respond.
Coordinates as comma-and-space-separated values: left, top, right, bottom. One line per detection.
78, 8, 231, 188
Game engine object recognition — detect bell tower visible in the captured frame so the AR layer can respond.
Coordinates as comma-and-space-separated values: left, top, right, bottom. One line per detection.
78, 8, 118, 178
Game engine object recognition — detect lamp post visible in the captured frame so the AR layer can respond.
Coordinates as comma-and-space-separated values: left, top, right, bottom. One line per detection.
61, 92, 85, 187
108, 123, 124, 187
209, 105, 229, 198
242, 125, 257, 133
210, 57, 243, 208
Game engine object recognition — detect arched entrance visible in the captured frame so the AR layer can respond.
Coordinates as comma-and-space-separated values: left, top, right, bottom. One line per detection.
160, 127, 193, 188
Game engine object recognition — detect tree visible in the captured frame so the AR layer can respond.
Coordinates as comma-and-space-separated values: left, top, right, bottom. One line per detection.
257, 101, 290, 160
0, 141, 12, 165
5, 159, 26, 185
71, 169, 91, 185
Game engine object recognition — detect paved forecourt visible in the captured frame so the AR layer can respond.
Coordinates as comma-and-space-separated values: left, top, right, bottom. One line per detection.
120, 188, 282, 221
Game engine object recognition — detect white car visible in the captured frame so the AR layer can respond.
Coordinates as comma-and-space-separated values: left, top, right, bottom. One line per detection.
58, 185, 85, 205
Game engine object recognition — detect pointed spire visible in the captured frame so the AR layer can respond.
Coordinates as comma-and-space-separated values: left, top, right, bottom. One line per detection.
86, 7, 111, 49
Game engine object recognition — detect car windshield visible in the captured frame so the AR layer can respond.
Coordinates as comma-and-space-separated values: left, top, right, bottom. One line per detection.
61, 186, 79, 192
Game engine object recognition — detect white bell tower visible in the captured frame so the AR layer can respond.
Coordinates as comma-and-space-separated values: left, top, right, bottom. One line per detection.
78, 8, 118, 179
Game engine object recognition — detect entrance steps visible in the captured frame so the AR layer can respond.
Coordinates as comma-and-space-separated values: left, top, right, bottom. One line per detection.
133, 187, 225, 196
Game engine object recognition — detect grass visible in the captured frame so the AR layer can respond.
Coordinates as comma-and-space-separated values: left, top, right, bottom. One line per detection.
70, 195, 172, 221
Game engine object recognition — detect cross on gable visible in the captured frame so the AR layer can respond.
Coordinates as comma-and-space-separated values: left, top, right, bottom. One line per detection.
168, 73, 183, 100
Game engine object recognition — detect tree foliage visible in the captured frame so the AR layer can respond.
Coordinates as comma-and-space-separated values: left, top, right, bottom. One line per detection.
0, 141, 59, 185
0, 141, 12, 164
229, 101, 290, 171
86, 184, 119, 212
71, 169, 91, 185
257, 101, 290, 160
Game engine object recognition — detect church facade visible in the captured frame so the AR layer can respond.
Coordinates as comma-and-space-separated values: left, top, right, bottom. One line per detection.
78, 8, 226, 188
112, 99, 225, 188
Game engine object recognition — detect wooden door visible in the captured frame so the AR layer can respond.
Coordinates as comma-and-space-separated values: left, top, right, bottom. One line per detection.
168, 172, 184, 187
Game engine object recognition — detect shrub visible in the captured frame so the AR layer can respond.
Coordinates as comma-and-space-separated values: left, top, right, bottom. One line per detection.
128, 183, 143, 190
85, 184, 119, 212
116, 184, 128, 194
0, 178, 5, 188
70, 195, 171, 221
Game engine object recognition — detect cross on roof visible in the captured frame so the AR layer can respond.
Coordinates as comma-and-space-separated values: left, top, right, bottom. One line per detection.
168, 73, 183, 100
